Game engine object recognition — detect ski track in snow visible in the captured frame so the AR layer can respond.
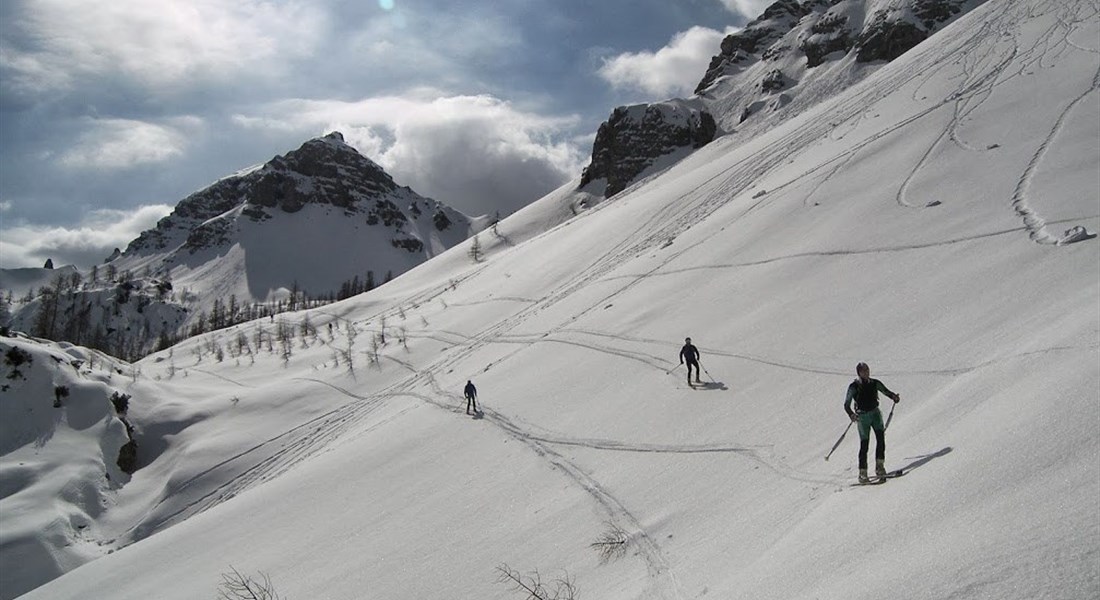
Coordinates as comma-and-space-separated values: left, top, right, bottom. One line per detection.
121, 373, 416, 545
1011, 61, 1100, 244
596, 215, 1096, 283
382, 355, 689, 600
530, 328, 1097, 379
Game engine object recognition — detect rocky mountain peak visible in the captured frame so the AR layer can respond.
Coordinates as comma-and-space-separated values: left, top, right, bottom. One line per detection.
244, 131, 398, 215
111, 132, 473, 311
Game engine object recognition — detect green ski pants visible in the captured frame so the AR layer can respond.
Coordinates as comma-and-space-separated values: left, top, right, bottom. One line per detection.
857, 408, 885, 469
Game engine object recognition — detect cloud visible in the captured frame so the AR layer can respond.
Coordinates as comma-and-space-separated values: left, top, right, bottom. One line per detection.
716, 0, 775, 20
597, 26, 738, 98
235, 93, 588, 217
0, 0, 325, 96
59, 118, 195, 170
0, 205, 174, 269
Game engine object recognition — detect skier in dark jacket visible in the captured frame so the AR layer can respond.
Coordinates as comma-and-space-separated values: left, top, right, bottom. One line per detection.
679, 337, 701, 386
844, 362, 900, 482
464, 380, 478, 415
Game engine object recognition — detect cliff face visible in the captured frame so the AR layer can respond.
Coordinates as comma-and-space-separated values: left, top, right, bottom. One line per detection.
579, 100, 717, 198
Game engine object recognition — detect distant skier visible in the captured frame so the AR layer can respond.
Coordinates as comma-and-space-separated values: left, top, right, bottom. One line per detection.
844, 362, 900, 482
464, 380, 478, 415
679, 337, 701, 386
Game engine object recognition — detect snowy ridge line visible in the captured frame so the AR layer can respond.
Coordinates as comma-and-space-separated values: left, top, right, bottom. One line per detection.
1011, 61, 1100, 244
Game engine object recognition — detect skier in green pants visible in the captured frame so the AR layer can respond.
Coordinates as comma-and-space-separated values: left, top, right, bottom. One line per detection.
844, 362, 901, 482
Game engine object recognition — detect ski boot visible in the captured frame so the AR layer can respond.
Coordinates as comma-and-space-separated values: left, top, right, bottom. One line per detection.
858, 468, 870, 484
875, 459, 887, 481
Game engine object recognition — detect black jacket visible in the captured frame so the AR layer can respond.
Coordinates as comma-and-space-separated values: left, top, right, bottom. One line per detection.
680, 344, 700, 364
845, 378, 897, 413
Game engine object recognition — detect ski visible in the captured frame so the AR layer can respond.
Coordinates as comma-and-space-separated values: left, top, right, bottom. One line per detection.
851, 469, 906, 486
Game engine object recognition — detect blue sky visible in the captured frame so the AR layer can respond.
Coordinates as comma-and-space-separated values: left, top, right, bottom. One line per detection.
0, 0, 767, 269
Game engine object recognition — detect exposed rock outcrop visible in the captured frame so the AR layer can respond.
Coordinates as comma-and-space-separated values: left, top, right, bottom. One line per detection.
696, 0, 811, 94
579, 101, 717, 198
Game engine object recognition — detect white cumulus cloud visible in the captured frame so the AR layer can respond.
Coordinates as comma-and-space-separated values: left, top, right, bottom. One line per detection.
60, 119, 191, 170
597, 26, 738, 98
0, 204, 173, 269
716, 0, 776, 20
1, 0, 324, 95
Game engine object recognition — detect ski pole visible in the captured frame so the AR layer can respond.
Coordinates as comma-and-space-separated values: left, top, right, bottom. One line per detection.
699, 362, 716, 383
884, 401, 897, 431
824, 421, 853, 461
666, 363, 683, 375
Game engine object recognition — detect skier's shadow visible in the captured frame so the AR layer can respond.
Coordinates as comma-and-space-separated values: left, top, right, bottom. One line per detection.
897, 446, 952, 473
695, 381, 729, 391
471, 410, 485, 420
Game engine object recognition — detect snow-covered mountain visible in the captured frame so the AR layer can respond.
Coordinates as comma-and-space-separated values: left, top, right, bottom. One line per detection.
3, 0, 1098, 598
112, 132, 475, 304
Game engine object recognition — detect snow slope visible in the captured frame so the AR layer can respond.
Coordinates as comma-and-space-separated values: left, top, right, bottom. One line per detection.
6, 1, 1098, 598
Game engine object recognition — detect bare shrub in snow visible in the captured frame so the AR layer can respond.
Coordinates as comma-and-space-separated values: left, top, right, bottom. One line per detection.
299, 315, 316, 348
590, 522, 630, 564
341, 322, 358, 374
276, 320, 294, 365
469, 234, 483, 263
110, 391, 131, 414
368, 334, 380, 366
496, 564, 577, 600
4, 346, 32, 380
53, 384, 70, 408
216, 567, 285, 600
